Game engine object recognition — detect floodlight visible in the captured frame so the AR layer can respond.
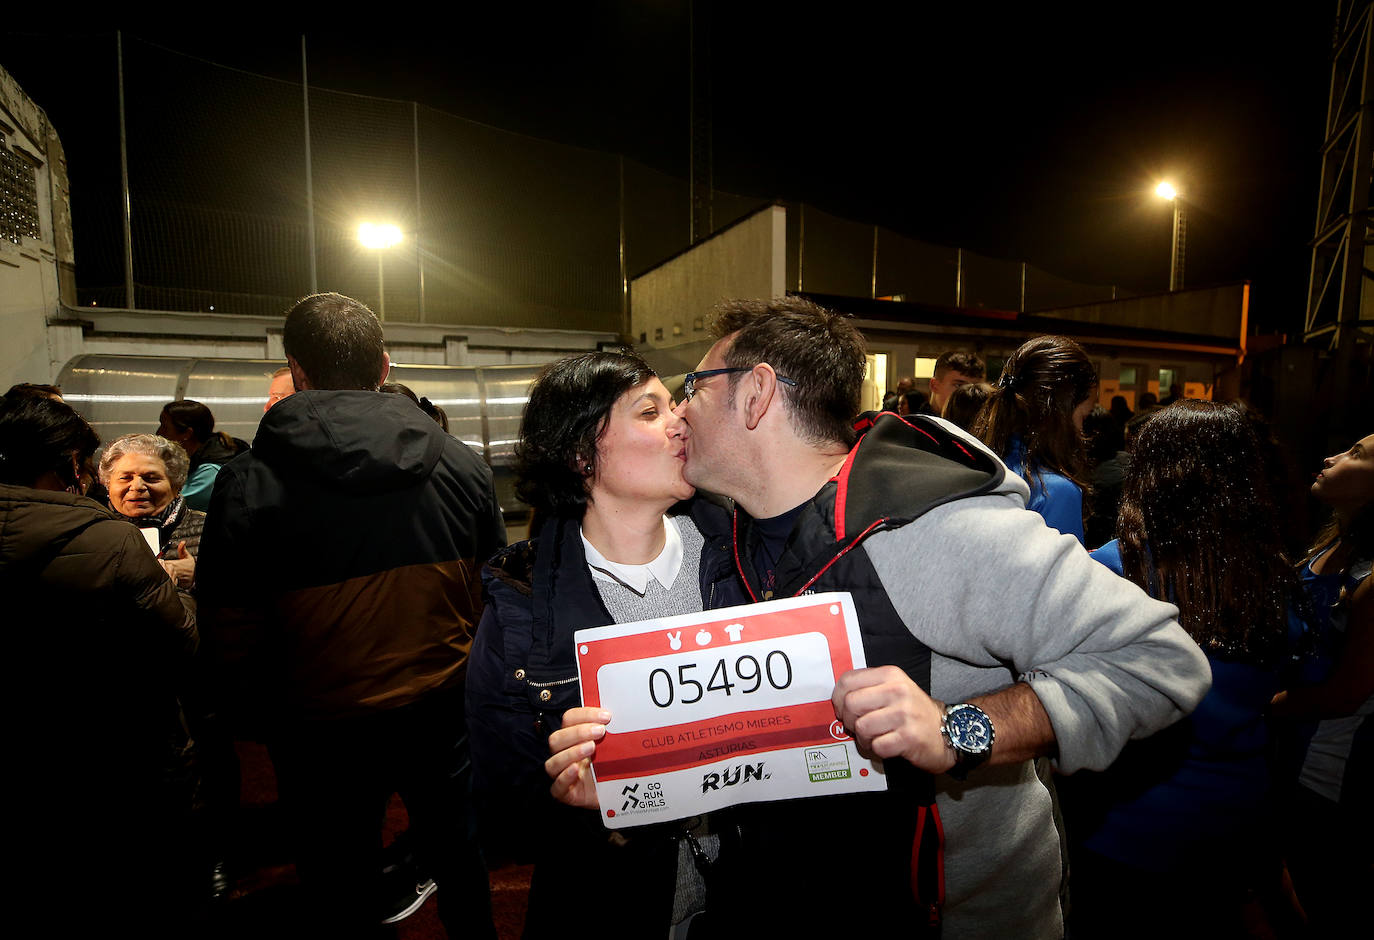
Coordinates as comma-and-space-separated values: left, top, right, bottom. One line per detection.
358, 222, 403, 249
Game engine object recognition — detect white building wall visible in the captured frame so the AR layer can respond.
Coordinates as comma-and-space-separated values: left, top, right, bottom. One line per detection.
1, 62, 73, 388
631, 204, 787, 353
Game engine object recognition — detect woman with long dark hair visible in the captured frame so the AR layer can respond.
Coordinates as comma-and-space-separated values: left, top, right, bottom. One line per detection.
1271, 431, 1372, 934
157, 399, 248, 511
1063, 400, 1300, 936
465, 351, 743, 935
973, 335, 1097, 543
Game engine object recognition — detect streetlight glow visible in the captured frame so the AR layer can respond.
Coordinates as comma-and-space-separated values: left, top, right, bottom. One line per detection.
358, 222, 403, 250
1155, 181, 1178, 201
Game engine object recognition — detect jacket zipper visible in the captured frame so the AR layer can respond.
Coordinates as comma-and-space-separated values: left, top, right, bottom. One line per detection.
526, 675, 579, 688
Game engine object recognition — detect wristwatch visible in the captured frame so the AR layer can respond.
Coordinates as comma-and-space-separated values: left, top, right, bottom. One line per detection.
940, 702, 994, 779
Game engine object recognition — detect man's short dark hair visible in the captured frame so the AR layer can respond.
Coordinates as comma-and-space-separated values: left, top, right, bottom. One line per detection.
934, 351, 986, 380
5, 383, 63, 401
710, 297, 866, 447
282, 293, 386, 391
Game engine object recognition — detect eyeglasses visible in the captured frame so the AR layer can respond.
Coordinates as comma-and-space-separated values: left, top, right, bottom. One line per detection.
681, 367, 797, 402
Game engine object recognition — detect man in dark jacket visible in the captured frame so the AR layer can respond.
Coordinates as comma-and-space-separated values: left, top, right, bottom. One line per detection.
197, 292, 505, 937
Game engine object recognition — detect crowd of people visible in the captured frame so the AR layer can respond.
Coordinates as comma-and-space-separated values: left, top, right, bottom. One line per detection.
0, 293, 1367, 938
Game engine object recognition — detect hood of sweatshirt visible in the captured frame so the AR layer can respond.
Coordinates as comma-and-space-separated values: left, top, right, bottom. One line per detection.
192, 432, 249, 471
251, 390, 449, 494
831, 411, 1021, 540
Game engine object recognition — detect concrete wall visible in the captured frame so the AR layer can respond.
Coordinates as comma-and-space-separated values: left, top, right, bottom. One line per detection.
630, 204, 786, 353
1, 63, 74, 389
1030, 283, 1248, 342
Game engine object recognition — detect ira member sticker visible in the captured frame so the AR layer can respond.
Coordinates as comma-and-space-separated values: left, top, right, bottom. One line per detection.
574, 591, 887, 828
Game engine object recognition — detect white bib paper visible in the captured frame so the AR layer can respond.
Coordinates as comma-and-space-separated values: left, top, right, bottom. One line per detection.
574, 592, 887, 829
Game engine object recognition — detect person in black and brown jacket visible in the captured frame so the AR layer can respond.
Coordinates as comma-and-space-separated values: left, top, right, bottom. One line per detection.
197, 292, 505, 938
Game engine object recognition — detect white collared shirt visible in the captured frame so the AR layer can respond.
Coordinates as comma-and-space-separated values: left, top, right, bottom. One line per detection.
581, 515, 683, 596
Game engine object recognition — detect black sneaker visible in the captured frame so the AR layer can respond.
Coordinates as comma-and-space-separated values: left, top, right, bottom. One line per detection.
380, 877, 437, 924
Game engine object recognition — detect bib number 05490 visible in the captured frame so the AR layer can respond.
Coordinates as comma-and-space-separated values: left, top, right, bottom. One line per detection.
592, 630, 833, 733
648, 652, 793, 708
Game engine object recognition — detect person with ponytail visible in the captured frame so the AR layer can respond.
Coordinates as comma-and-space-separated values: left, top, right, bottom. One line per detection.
157, 399, 248, 511
973, 335, 1097, 544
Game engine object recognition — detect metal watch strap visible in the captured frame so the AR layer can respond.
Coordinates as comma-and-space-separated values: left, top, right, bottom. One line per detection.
942, 703, 992, 781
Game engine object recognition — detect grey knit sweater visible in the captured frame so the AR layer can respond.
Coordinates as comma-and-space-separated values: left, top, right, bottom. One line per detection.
590, 514, 704, 624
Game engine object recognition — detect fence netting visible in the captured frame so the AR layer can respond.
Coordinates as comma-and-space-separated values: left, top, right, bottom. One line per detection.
10, 33, 1119, 328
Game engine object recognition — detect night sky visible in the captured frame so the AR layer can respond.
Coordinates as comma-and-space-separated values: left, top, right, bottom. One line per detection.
2, 4, 1335, 333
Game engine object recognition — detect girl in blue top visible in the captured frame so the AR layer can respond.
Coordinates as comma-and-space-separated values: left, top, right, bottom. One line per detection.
973, 334, 1096, 543
1270, 431, 1373, 935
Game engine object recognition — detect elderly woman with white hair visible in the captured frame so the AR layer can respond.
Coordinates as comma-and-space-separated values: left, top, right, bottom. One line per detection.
99, 432, 204, 589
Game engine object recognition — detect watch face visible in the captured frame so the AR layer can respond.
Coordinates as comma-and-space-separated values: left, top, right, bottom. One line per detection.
946, 705, 993, 754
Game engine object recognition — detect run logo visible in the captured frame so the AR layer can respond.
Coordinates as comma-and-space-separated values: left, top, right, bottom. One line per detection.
701, 762, 768, 793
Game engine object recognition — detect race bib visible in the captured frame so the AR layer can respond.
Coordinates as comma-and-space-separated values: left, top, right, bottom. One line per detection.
574, 592, 887, 828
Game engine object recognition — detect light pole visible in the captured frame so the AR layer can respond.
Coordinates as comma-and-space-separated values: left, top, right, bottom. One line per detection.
1155, 182, 1186, 291
358, 222, 403, 319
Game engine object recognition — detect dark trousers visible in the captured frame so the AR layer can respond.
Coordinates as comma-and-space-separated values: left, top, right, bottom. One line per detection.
1285, 783, 1370, 936
269, 686, 495, 939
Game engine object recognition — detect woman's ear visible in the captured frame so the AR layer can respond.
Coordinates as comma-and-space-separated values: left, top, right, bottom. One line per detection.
65, 454, 83, 493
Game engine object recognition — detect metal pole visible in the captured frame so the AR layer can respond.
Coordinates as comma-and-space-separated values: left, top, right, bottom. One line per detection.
116, 31, 134, 309
1175, 205, 1187, 291
618, 155, 628, 336
378, 253, 386, 321
303, 36, 318, 294
688, 0, 695, 244
1169, 201, 1180, 291
955, 248, 963, 306
797, 203, 805, 291
1020, 261, 1027, 312
871, 225, 878, 299
414, 102, 424, 322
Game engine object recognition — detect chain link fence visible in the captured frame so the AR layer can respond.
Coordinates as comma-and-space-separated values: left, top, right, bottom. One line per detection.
6, 32, 1119, 330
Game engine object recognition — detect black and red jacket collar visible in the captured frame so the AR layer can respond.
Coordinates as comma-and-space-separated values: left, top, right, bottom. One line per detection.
730, 412, 1005, 601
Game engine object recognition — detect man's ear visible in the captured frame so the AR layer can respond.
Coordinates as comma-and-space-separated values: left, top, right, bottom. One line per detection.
286, 355, 310, 392
378, 352, 391, 389
742, 363, 780, 431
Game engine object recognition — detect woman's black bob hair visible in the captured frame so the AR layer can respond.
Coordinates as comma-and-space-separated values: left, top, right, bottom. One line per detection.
514, 350, 657, 519
0, 394, 100, 488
